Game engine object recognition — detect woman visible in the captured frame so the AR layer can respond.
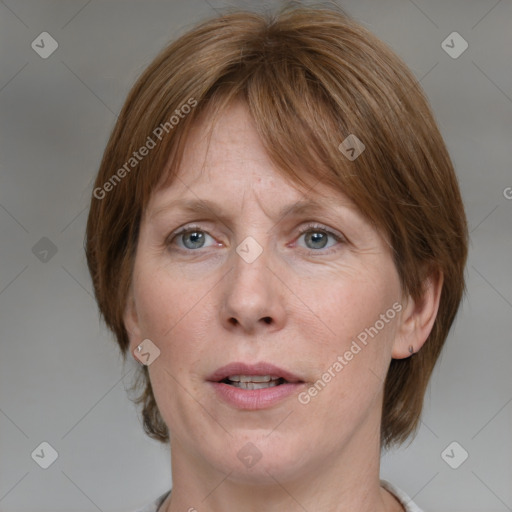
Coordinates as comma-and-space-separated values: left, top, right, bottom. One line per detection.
85, 5, 468, 512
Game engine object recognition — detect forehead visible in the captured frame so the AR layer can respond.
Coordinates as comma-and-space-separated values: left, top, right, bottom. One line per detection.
148, 100, 358, 217
176, 101, 288, 185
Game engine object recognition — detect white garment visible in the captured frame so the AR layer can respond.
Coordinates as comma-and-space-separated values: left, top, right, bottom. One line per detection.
380, 480, 424, 512
134, 479, 423, 511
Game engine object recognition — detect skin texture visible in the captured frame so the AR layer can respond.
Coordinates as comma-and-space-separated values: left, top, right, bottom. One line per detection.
124, 101, 442, 512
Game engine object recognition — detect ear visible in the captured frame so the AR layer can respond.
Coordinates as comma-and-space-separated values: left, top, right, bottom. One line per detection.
392, 269, 444, 359
123, 285, 143, 357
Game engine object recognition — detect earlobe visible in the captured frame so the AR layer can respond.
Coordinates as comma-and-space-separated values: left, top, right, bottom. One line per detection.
392, 270, 444, 359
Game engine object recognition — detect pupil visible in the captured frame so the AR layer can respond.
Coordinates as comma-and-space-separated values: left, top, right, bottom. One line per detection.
184, 231, 204, 249
307, 231, 327, 249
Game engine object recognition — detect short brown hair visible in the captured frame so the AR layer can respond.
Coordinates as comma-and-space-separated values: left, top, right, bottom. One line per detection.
85, 4, 468, 450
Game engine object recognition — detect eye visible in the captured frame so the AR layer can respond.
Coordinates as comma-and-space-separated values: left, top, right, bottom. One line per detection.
167, 224, 217, 251
295, 223, 344, 254
166, 223, 345, 254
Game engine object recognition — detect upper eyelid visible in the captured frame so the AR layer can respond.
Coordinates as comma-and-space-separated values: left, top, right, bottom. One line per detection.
297, 223, 342, 235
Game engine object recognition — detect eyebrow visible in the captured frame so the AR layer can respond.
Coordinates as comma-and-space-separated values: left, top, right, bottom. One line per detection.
149, 197, 347, 224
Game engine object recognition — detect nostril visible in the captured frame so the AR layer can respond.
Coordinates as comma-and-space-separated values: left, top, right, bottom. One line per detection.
263, 317, 272, 324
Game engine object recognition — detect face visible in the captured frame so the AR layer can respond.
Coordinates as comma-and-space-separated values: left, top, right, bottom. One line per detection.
125, 101, 406, 484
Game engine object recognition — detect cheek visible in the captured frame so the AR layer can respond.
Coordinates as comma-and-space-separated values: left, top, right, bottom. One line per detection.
132, 261, 210, 426
133, 258, 216, 371
294, 261, 400, 346
134, 258, 196, 337
296, 267, 400, 403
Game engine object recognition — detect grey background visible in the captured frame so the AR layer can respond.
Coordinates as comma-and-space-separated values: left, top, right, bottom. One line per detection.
0, 0, 511, 511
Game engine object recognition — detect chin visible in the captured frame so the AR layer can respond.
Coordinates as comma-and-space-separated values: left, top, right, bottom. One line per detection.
205, 433, 316, 485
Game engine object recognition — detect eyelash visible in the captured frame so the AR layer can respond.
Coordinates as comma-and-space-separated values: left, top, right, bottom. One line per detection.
167, 222, 345, 255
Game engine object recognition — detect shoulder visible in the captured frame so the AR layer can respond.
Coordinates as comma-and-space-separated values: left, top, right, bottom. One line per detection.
380, 480, 424, 512
131, 489, 172, 512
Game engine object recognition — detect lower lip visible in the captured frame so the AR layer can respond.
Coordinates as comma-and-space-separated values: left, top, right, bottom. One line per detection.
209, 381, 304, 409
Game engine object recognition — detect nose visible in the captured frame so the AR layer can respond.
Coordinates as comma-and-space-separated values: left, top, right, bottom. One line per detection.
220, 239, 287, 334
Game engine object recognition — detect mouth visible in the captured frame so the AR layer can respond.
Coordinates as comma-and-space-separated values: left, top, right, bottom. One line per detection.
207, 362, 305, 409
207, 361, 303, 386
219, 375, 288, 390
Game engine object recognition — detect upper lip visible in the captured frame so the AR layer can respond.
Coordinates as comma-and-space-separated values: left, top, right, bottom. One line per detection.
207, 362, 303, 383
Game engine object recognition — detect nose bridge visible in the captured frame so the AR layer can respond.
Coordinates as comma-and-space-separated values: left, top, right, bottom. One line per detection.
233, 188, 275, 271
231, 230, 271, 290
236, 231, 266, 265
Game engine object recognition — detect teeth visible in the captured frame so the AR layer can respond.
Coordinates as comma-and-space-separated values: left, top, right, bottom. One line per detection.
227, 375, 281, 383
229, 380, 281, 390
